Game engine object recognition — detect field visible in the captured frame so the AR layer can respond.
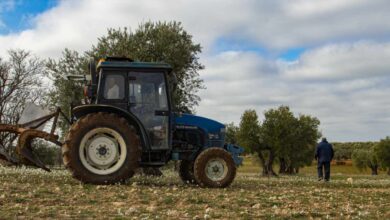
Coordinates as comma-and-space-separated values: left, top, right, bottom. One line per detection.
0, 157, 389, 219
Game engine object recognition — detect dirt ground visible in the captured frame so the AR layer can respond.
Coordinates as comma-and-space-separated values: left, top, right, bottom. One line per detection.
0, 163, 389, 219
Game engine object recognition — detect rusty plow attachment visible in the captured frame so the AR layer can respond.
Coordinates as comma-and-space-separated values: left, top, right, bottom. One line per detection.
0, 108, 70, 171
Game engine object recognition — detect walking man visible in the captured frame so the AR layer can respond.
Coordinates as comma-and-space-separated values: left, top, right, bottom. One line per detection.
315, 137, 334, 182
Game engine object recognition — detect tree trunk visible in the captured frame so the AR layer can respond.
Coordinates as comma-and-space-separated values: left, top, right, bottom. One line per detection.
370, 165, 378, 175
279, 157, 286, 174
285, 166, 294, 174
388, 168, 390, 175
295, 167, 299, 174
266, 151, 277, 176
257, 151, 269, 176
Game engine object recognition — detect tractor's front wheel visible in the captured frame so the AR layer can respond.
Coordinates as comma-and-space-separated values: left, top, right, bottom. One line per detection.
194, 147, 236, 188
62, 113, 141, 184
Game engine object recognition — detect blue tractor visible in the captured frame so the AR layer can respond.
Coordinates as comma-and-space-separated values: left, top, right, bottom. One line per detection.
63, 57, 244, 187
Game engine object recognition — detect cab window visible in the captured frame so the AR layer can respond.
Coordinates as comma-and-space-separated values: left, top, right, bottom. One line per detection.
103, 75, 125, 99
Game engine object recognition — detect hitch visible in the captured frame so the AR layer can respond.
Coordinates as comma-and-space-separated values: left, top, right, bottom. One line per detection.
225, 144, 245, 166
0, 107, 69, 171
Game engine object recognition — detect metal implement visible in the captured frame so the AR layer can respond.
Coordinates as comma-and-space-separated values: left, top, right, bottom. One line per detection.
0, 107, 69, 171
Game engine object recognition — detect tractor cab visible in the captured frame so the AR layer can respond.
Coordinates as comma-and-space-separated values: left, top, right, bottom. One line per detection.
81, 57, 173, 151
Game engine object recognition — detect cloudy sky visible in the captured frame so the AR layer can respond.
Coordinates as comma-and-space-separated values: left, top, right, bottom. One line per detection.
1, 0, 390, 141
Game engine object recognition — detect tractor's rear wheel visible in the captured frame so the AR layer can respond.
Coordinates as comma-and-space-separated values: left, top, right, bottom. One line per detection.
194, 147, 236, 188
62, 113, 141, 184
179, 160, 197, 184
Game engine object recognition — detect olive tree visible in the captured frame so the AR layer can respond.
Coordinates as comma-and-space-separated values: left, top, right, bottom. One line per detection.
279, 114, 321, 174
87, 21, 204, 113
225, 122, 239, 145
237, 106, 321, 176
352, 147, 379, 175
374, 137, 390, 175
261, 106, 320, 175
333, 142, 375, 161
237, 109, 275, 176
0, 50, 45, 162
260, 106, 296, 176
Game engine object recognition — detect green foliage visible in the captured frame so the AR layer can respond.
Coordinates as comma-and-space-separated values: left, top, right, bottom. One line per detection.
374, 137, 390, 169
286, 114, 321, 169
332, 142, 375, 161
261, 106, 297, 155
237, 110, 261, 154
261, 106, 321, 172
225, 122, 239, 145
86, 21, 204, 113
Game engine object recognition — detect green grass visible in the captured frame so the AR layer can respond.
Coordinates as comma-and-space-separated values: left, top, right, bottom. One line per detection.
0, 159, 389, 219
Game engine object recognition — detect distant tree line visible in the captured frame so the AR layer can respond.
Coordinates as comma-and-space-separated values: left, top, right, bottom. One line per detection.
332, 142, 376, 161
330, 141, 390, 175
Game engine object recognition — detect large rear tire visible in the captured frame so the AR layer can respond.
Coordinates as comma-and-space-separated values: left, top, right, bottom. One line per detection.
62, 113, 141, 184
194, 147, 236, 188
179, 160, 197, 184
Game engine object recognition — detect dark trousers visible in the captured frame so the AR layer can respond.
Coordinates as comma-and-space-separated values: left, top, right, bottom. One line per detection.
317, 161, 331, 180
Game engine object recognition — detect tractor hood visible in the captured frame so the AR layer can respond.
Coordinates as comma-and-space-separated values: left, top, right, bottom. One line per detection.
174, 113, 225, 134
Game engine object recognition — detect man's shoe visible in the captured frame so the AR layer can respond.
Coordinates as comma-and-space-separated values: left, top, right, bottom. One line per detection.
324, 179, 330, 182
318, 178, 323, 181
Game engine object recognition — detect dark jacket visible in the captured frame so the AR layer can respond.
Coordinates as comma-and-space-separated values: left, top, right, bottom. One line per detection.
315, 140, 334, 162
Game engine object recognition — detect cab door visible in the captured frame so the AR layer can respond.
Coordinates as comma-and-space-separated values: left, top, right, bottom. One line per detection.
128, 71, 170, 150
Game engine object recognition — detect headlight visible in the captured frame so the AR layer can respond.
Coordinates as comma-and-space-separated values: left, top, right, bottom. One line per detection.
208, 133, 220, 139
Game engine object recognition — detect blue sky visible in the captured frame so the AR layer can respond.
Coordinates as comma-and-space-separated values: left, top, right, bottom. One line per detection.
1, 0, 390, 141
0, 0, 57, 34
212, 37, 305, 61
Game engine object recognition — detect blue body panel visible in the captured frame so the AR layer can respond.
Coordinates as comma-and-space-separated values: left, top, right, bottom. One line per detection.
174, 113, 225, 135
174, 113, 244, 166
174, 113, 225, 147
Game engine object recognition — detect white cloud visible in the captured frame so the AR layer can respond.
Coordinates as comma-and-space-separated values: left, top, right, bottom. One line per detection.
1, 0, 390, 57
284, 41, 390, 80
0, 0, 390, 141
